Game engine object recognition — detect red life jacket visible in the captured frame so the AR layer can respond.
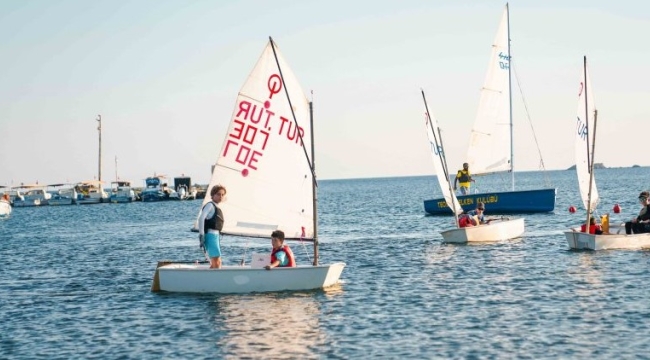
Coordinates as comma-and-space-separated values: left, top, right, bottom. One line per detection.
580, 224, 601, 234
458, 214, 476, 228
271, 245, 296, 267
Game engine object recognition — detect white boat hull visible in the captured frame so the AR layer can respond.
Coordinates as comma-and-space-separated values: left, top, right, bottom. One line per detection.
0, 200, 11, 216
565, 224, 650, 250
152, 262, 346, 293
441, 217, 525, 243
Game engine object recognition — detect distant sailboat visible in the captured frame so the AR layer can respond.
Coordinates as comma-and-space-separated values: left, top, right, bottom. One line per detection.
422, 90, 524, 243
565, 56, 650, 250
424, 3, 556, 215
152, 37, 345, 293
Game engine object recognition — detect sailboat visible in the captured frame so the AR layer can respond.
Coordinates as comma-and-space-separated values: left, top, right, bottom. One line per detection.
424, 3, 556, 215
152, 37, 346, 293
422, 90, 524, 243
565, 57, 650, 250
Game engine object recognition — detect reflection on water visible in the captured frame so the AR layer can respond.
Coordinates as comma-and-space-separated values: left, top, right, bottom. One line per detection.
214, 293, 327, 359
571, 252, 604, 296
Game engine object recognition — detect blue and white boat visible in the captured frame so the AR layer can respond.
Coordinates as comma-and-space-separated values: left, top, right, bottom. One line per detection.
48, 183, 78, 206
13, 184, 51, 207
109, 181, 136, 203
141, 175, 179, 202
423, 4, 555, 215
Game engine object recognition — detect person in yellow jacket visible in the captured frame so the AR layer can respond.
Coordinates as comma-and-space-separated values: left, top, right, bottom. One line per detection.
453, 163, 475, 195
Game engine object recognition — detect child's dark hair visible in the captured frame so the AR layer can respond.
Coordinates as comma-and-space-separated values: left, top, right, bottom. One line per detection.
211, 184, 226, 196
271, 230, 285, 241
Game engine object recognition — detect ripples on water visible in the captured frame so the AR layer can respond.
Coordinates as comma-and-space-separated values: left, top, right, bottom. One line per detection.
1, 168, 650, 358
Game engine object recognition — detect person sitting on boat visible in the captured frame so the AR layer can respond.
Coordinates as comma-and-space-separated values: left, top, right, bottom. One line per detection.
458, 211, 480, 228
625, 191, 650, 234
454, 163, 475, 195
198, 185, 226, 269
466, 202, 491, 225
264, 230, 296, 270
580, 216, 603, 235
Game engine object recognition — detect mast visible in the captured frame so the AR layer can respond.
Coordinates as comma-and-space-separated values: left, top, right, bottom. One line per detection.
506, 3, 514, 191
97, 115, 102, 182
310, 101, 319, 265
115, 156, 118, 181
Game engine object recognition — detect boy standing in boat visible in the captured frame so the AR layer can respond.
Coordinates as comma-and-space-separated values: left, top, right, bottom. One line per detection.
265, 230, 296, 270
198, 185, 226, 269
454, 163, 475, 195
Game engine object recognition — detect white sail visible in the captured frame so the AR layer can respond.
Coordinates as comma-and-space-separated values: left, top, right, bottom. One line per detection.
575, 60, 599, 210
425, 115, 463, 215
466, 5, 512, 176
200, 40, 314, 240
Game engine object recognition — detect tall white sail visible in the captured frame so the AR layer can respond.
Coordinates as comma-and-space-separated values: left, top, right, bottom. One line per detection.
200, 40, 314, 240
575, 59, 599, 210
466, 5, 512, 176
426, 114, 463, 215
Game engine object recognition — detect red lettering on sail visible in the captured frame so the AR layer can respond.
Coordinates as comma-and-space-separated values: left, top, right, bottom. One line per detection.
229, 119, 245, 140
237, 101, 251, 120
278, 116, 304, 144
268, 74, 282, 99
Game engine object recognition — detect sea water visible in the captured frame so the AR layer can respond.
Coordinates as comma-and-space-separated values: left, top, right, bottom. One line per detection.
1, 167, 649, 358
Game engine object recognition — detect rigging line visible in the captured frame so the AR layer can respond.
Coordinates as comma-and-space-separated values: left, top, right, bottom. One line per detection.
268, 36, 317, 186
511, 59, 553, 187
511, 60, 546, 170
300, 236, 312, 264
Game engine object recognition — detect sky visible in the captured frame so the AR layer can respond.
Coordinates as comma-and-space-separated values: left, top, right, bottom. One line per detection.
0, 0, 648, 187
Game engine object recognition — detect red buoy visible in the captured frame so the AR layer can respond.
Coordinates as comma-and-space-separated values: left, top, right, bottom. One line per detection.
568, 206, 576, 213
613, 204, 621, 214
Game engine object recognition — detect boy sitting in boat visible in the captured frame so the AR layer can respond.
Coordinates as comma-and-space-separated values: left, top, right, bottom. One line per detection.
458, 202, 490, 227
264, 230, 296, 270
580, 217, 604, 235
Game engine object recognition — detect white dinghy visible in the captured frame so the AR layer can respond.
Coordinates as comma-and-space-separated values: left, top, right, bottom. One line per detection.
152, 37, 346, 293
565, 57, 650, 250
0, 188, 11, 216
420, 90, 524, 244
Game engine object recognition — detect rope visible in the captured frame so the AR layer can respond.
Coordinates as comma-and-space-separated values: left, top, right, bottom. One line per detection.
299, 228, 312, 264
511, 59, 553, 188
240, 242, 249, 266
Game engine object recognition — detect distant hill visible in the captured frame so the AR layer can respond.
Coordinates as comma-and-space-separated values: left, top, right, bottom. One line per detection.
566, 163, 606, 170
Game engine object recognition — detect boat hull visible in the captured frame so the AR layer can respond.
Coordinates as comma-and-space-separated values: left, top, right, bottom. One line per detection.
76, 197, 104, 205
13, 198, 48, 207
0, 200, 11, 216
152, 262, 346, 293
424, 188, 556, 215
441, 217, 525, 243
48, 197, 76, 206
565, 224, 650, 250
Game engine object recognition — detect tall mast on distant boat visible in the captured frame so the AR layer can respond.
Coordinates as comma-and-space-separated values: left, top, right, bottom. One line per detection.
97, 115, 102, 182
506, 3, 514, 191
115, 155, 118, 182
